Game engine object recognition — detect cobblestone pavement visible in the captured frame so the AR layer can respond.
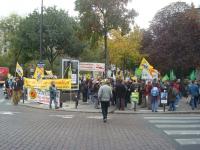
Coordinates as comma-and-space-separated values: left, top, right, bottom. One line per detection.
0, 88, 198, 150
0, 103, 178, 150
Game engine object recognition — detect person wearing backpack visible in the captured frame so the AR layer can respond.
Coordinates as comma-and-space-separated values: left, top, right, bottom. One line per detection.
151, 83, 159, 112
188, 80, 199, 110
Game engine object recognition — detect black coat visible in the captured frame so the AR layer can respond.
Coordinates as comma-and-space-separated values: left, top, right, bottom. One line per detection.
115, 83, 126, 98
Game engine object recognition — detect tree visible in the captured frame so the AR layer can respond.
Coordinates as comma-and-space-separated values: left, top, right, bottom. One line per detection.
142, 2, 200, 77
16, 6, 85, 70
79, 41, 104, 62
108, 26, 143, 72
0, 14, 22, 73
75, 0, 137, 75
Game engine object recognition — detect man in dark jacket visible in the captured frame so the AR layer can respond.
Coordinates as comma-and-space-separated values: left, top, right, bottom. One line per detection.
168, 85, 176, 111
115, 79, 126, 110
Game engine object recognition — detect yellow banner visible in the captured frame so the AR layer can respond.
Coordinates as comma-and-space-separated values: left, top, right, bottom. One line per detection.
24, 78, 71, 90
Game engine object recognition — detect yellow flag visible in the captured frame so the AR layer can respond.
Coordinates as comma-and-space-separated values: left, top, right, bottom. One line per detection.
45, 70, 53, 76
16, 62, 23, 77
139, 58, 153, 70
34, 67, 44, 80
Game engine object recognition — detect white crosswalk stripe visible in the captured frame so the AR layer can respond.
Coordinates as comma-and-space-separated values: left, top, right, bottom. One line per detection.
87, 116, 111, 119
0, 98, 12, 105
148, 120, 200, 123
0, 111, 20, 115
144, 117, 200, 120
49, 115, 74, 119
144, 116, 200, 146
156, 124, 200, 128
175, 139, 200, 145
164, 130, 200, 135
0, 99, 5, 103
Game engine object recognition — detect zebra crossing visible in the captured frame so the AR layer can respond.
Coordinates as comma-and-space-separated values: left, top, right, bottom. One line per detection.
144, 116, 200, 146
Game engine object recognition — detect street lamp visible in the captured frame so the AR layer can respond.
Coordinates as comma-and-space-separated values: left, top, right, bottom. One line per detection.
39, 0, 43, 63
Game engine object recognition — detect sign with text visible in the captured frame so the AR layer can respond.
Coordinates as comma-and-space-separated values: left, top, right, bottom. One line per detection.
80, 62, 105, 72
161, 92, 168, 104
24, 78, 71, 90
27, 88, 60, 105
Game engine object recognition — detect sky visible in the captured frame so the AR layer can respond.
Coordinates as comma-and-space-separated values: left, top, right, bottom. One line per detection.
0, 0, 199, 29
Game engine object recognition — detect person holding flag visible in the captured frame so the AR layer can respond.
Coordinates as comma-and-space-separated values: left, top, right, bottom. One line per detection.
16, 62, 23, 77
12, 76, 22, 105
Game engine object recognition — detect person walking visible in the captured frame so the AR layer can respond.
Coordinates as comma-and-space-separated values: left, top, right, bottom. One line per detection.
98, 79, 112, 123
12, 77, 21, 105
49, 81, 59, 109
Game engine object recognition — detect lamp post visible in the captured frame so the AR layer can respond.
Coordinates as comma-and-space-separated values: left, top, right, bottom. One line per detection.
39, 0, 43, 63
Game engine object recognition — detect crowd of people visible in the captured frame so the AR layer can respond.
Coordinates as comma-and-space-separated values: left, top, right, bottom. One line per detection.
4, 76, 24, 105
3, 74, 200, 123
80, 77, 200, 113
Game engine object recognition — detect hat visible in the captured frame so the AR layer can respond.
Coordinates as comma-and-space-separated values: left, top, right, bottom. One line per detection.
101, 79, 109, 84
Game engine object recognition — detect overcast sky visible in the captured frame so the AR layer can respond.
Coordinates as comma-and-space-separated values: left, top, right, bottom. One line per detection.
0, 0, 199, 29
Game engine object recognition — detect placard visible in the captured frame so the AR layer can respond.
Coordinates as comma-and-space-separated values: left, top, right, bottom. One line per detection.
27, 88, 60, 105
161, 92, 168, 104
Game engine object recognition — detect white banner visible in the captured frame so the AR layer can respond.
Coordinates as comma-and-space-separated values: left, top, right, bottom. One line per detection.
27, 88, 60, 105
80, 62, 105, 72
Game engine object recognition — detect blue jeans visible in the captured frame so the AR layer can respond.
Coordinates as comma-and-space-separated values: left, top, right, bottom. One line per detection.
191, 96, 198, 110
169, 101, 176, 111
151, 96, 158, 112
175, 94, 181, 105
50, 97, 57, 108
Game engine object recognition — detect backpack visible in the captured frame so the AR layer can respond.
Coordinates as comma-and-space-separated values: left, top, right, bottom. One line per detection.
151, 87, 159, 97
172, 87, 178, 96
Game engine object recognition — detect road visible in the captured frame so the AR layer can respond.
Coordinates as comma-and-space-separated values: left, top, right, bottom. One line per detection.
0, 88, 200, 150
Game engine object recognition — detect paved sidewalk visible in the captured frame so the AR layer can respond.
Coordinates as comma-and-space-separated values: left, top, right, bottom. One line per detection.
20, 96, 200, 114
21, 100, 116, 113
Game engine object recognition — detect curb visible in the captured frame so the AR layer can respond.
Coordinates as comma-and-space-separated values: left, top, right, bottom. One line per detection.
20, 103, 200, 114
20, 103, 116, 114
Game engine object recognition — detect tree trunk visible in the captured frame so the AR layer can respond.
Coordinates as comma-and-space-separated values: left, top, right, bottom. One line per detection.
50, 61, 54, 71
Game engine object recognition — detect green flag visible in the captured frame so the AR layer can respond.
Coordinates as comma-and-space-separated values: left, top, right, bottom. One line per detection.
189, 70, 196, 81
170, 70, 176, 81
162, 74, 169, 82
135, 68, 142, 77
